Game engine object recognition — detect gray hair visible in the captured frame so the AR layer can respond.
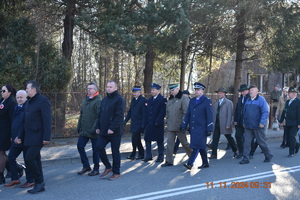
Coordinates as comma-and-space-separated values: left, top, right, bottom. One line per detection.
16, 90, 27, 97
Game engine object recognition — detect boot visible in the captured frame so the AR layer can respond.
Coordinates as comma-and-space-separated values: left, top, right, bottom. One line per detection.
0, 172, 5, 184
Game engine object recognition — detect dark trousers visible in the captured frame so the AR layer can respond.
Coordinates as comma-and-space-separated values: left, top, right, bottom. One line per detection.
235, 125, 244, 154
97, 135, 121, 175
212, 125, 237, 156
145, 140, 164, 160
8, 146, 33, 182
281, 126, 289, 147
286, 125, 299, 155
173, 137, 180, 154
130, 132, 144, 157
77, 136, 100, 171
188, 149, 208, 165
24, 145, 43, 184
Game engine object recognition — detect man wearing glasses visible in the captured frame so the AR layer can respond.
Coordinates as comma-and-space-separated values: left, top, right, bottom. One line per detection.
77, 83, 102, 176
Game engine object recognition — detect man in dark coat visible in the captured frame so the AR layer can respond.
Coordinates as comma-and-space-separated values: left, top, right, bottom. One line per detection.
279, 87, 300, 157
124, 86, 147, 160
15, 80, 51, 193
143, 83, 166, 163
233, 84, 250, 159
96, 81, 125, 181
5, 90, 33, 188
181, 82, 214, 170
77, 83, 101, 176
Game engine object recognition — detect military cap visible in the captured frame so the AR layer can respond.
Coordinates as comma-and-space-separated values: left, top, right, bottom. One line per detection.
132, 86, 141, 92
238, 84, 248, 92
168, 83, 179, 91
150, 83, 161, 90
194, 82, 206, 90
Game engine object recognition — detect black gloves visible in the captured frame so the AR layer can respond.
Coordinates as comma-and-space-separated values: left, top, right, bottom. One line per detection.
207, 132, 212, 136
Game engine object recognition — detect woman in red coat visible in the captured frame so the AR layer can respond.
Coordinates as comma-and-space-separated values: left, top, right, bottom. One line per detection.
0, 84, 17, 184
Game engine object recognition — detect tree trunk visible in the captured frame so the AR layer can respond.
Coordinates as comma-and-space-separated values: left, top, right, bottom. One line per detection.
233, 7, 246, 106
143, 47, 155, 95
113, 49, 120, 86
180, 37, 189, 90
62, 0, 75, 61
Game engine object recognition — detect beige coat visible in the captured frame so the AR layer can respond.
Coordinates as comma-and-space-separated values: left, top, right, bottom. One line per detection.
213, 97, 233, 134
166, 91, 189, 131
275, 95, 288, 125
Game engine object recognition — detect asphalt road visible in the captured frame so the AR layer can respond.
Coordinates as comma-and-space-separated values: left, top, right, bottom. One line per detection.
1, 137, 300, 200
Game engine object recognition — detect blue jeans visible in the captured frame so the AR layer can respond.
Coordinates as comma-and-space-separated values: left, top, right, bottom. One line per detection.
77, 136, 100, 171
96, 135, 121, 175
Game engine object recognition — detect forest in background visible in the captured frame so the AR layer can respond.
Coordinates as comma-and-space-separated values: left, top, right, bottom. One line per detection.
0, 0, 299, 136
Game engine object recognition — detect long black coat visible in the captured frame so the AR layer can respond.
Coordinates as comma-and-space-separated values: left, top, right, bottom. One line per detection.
234, 93, 250, 126
0, 95, 17, 151
22, 93, 52, 146
11, 105, 25, 147
144, 93, 166, 142
125, 95, 147, 133
279, 98, 300, 126
97, 91, 125, 137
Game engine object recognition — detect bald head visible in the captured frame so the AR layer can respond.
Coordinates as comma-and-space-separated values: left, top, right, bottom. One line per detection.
16, 90, 27, 105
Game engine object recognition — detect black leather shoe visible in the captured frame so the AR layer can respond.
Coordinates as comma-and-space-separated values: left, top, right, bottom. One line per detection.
206, 144, 212, 149
233, 152, 238, 158
77, 167, 92, 175
295, 143, 300, 154
127, 156, 136, 160
155, 159, 164, 163
88, 171, 100, 176
239, 160, 249, 164
183, 163, 193, 170
264, 155, 273, 162
136, 155, 144, 160
27, 182, 45, 194
288, 154, 295, 157
142, 158, 153, 162
161, 162, 173, 167
280, 144, 286, 148
198, 164, 209, 169
209, 155, 217, 159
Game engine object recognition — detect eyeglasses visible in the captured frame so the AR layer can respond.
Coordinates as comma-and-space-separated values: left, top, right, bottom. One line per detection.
1, 90, 6, 93
86, 88, 95, 90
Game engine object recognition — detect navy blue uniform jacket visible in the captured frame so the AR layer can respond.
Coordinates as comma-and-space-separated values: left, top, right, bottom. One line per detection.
182, 95, 214, 149
97, 91, 125, 137
124, 95, 147, 133
144, 93, 166, 142
0, 95, 17, 151
22, 93, 52, 146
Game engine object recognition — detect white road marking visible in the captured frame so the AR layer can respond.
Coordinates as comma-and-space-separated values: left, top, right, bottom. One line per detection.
115, 165, 300, 200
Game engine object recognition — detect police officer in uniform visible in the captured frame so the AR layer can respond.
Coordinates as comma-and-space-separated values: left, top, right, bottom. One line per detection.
144, 83, 166, 162
181, 82, 214, 169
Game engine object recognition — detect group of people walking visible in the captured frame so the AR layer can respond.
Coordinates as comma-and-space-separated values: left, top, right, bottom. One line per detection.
2, 79, 300, 194
0, 81, 52, 194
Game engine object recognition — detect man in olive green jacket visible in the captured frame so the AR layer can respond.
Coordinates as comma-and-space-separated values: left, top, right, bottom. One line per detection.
162, 84, 192, 167
77, 83, 102, 176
